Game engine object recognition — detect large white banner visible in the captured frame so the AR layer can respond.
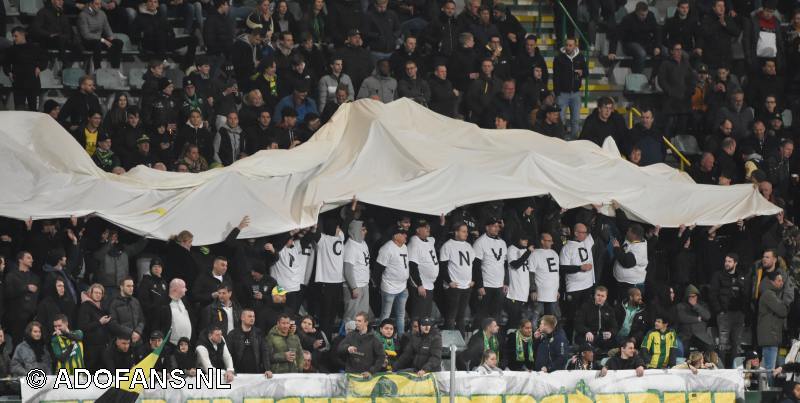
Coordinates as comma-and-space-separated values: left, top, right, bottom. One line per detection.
21, 370, 745, 403
0, 100, 779, 245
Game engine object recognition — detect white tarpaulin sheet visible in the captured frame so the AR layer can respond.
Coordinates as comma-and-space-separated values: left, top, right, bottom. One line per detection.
21, 370, 745, 402
0, 99, 780, 245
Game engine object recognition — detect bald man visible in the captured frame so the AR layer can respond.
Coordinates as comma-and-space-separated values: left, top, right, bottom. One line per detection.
559, 222, 597, 339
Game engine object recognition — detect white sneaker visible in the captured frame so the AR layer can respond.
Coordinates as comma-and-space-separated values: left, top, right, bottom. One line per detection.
117, 70, 128, 81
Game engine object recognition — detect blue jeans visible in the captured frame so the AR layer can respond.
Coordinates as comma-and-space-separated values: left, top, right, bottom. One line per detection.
557, 92, 582, 139
623, 41, 648, 74
380, 289, 408, 335
762, 346, 778, 385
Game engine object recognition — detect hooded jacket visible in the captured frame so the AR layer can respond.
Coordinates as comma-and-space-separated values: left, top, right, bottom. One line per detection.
214, 122, 246, 166
552, 47, 586, 94
675, 285, 714, 344
758, 280, 789, 347
92, 237, 148, 288
232, 34, 262, 87
357, 70, 397, 104
396, 328, 442, 372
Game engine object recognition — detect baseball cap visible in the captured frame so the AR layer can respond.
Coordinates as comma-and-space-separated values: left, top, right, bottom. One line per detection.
182, 76, 195, 88
391, 226, 408, 236
272, 286, 288, 296
150, 330, 164, 340
543, 104, 561, 113
420, 317, 435, 327
346, 28, 361, 37
136, 134, 151, 145
98, 132, 111, 142
697, 63, 709, 74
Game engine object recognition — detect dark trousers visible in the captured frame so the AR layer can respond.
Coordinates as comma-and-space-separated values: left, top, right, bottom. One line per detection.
318, 282, 344, 336
445, 288, 471, 332
142, 35, 198, 68
505, 299, 528, 329
82, 38, 123, 69
553, 0, 578, 46
85, 344, 106, 372
410, 287, 434, 320
41, 35, 85, 66
286, 289, 303, 314
13, 90, 38, 111
563, 287, 593, 341
477, 287, 503, 324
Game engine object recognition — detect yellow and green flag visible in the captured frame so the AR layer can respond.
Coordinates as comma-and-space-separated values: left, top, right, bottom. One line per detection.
95, 331, 170, 403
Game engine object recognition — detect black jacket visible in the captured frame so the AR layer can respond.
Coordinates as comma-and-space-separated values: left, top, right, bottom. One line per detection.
337, 331, 385, 374
428, 76, 458, 117
552, 49, 586, 94
143, 92, 179, 128
709, 268, 752, 313
5, 268, 39, 322
465, 74, 502, 123
610, 11, 661, 53
698, 14, 741, 68
102, 344, 136, 371
58, 92, 103, 129
425, 12, 458, 57
395, 328, 442, 372
363, 8, 400, 53
574, 300, 618, 339
227, 326, 271, 373
532, 119, 565, 139
200, 300, 242, 335
31, 4, 74, 42
3, 42, 47, 90
327, 0, 365, 46
203, 10, 235, 56
604, 352, 646, 370
336, 45, 373, 91
77, 301, 111, 346
448, 46, 478, 91
514, 47, 549, 85
580, 109, 629, 147
136, 273, 169, 326
191, 271, 233, 309
132, 8, 172, 50
664, 12, 700, 50
176, 124, 215, 163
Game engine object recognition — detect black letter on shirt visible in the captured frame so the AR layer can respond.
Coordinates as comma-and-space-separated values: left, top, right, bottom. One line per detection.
458, 251, 471, 266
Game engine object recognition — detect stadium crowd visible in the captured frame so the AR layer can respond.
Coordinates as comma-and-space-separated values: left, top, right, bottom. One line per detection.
2, 0, 800, 398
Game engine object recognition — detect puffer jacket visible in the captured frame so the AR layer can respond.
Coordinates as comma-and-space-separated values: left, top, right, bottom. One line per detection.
395, 328, 442, 372
266, 326, 304, 373
357, 71, 397, 104
108, 295, 145, 338
10, 341, 52, 376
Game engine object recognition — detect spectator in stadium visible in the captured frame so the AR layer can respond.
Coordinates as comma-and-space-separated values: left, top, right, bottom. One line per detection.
108, 277, 144, 344
397, 60, 431, 106
143, 78, 179, 130
486, 79, 527, 129
458, 317, 500, 370
395, 317, 441, 375
748, 60, 785, 109
663, 0, 699, 55
559, 222, 597, 337
673, 351, 718, 373
318, 58, 354, 109
709, 253, 751, 367
51, 314, 85, 373
600, 338, 645, 376
504, 318, 536, 371
744, 120, 778, 161
657, 42, 694, 136
136, 259, 168, 335
580, 96, 628, 147
357, 59, 397, 103
611, 205, 648, 298
91, 132, 121, 171
759, 271, 789, 377
343, 220, 370, 324
532, 105, 564, 138
196, 326, 235, 382
616, 287, 648, 345
753, 249, 794, 306
448, 32, 479, 93
77, 0, 124, 70
10, 321, 51, 376
191, 256, 233, 311
574, 286, 617, 353
31, 0, 85, 70
745, 1, 783, 73
375, 319, 398, 371
37, 277, 77, 337
696, 0, 740, 69
58, 76, 102, 133
227, 308, 272, 376
363, 0, 400, 59
155, 278, 194, 346
267, 314, 304, 373
566, 343, 602, 370
767, 139, 795, 202
641, 312, 678, 369
297, 316, 329, 369
338, 312, 384, 377
273, 82, 318, 123
278, 54, 315, 99
177, 144, 210, 173
77, 283, 112, 372
302, 0, 327, 45
425, 0, 458, 57
608, 2, 662, 74
475, 350, 502, 374
3, 27, 47, 112
675, 285, 714, 355
439, 222, 475, 332
5, 251, 39, 343
102, 334, 135, 371
200, 284, 242, 335
93, 229, 147, 296
482, 34, 512, 81
176, 109, 214, 163
133, 0, 198, 71
247, 110, 278, 152
533, 314, 568, 373
214, 111, 248, 166
628, 108, 664, 165
203, 0, 235, 79
466, 59, 502, 124
337, 30, 373, 93
231, 27, 265, 89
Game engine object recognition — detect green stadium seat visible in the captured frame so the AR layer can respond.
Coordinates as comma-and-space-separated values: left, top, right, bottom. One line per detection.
96, 68, 129, 90
128, 67, 147, 89
19, 0, 43, 15
61, 67, 84, 88
39, 69, 63, 89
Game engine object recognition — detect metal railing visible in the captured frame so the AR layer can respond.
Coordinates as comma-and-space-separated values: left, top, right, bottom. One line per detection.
552, 0, 591, 108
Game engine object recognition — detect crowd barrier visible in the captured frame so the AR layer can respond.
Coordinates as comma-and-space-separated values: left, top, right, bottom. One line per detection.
20, 368, 745, 403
